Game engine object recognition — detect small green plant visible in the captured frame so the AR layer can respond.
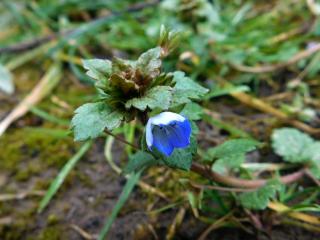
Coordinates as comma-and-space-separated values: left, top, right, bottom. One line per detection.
39, 26, 320, 239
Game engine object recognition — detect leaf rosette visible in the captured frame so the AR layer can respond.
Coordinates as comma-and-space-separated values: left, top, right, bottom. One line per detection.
71, 27, 208, 141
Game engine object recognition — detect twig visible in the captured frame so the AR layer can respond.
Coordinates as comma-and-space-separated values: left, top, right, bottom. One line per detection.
244, 209, 263, 230
305, 169, 320, 186
197, 212, 233, 240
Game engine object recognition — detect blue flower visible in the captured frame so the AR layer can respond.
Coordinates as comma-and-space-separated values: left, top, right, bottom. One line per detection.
146, 112, 192, 156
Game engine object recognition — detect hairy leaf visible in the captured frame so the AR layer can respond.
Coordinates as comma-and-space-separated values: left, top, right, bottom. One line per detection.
239, 180, 281, 210
272, 128, 314, 163
82, 59, 112, 81
303, 142, 320, 179
181, 102, 203, 120
72, 102, 123, 141
171, 71, 208, 107
125, 86, 172, 111
161, 137, 197, 171
206, 139, 260, 174
137, 47, 161, 78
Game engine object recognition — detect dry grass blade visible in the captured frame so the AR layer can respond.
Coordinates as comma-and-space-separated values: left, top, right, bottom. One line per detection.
166, 207, 186, 240
70, 224, 96, 240
0, 191, 44, 201
230, 91, 320, 135
0, 63, 62, 136
268, 201, 320, 226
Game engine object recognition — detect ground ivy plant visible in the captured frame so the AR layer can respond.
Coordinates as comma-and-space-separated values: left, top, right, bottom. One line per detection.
71, 26, 208, 171
70, 27, 320, 218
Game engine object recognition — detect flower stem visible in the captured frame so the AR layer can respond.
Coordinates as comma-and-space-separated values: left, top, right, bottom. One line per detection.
104, 130, 139, 150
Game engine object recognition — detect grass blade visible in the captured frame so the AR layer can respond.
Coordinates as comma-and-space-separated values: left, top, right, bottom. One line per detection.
98, 170, 142, 240
37, 141, 92, 213
0, 63, 62, 136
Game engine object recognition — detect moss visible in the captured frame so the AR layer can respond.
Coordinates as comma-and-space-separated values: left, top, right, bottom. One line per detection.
14, 161, 42, 181
0, 128, 76, 181
35, 225, 65, 240
47, 214, 60, 225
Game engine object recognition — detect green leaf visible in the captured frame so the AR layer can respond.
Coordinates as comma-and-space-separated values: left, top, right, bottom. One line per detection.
161, 137, 197, 171
206, 139, 260, 174
124, 151, 157, 174
272, 128, 314, 163
239, 180, 281, 210
125, 86, 173, 111
98, 170, 141, 240
310, 165, 320, 179
171, 71, 208, 107
82, 59, 112, 81
158, 25, 181, 56
0, 64, 14, 94
71, 102, 123, 141
137, 47, 161, 78
180, 102, 203, 120
302, 142, 320, 179
301, 142, 320, 163
38, 141, 92, 213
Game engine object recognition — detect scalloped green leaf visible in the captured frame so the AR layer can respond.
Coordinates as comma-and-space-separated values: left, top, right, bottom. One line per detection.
82, 59, 112, 81
125, 86, 172, 111
180, 102, 203, 120
239, 180, 281, 210
137, 47, 161, 78
205, 139, 260, 174
71, 102, 123, 141
272, 128, 314, 163
160, 136, 197, 171
302, 142, 320, 179
171, 71, 208, 107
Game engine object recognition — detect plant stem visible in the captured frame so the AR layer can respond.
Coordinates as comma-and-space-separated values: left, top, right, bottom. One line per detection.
104, 131, 307, 189
190, 162, 306, 189
104, 129, 139, 150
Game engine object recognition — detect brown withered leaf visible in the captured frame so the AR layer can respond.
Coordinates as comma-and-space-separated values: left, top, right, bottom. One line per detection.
109, 73, 139, 94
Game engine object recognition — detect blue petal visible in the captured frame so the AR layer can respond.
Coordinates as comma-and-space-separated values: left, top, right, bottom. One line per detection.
166, 120, 191, 148
152, 126, 174, 156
